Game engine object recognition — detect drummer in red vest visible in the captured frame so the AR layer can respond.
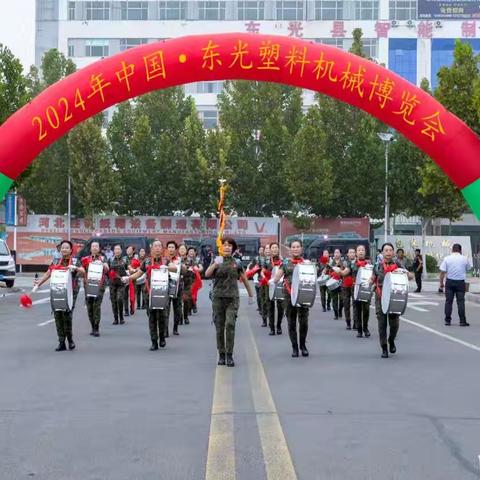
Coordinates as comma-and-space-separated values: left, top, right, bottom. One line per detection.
270, 239, 310, 358
328, 249, 344, 320
351, 244, 372, 338
265, 242, 284, 336
340, 248, 356, 330
81, 241, 109, 337
34, 240, 85, 352
371, 242, 413, 358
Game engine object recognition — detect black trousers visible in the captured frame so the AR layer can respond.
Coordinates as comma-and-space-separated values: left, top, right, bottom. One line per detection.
445, 279, 466, 323
268, 299, 284, 331
331, 287, 343, 317
319, 285, 331, 309
415, 272, 422, 292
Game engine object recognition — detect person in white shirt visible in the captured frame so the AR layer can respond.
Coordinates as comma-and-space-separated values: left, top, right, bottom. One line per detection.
439, 244, 472, 326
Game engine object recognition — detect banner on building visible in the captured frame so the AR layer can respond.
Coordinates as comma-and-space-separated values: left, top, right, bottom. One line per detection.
418, 0, 480, 19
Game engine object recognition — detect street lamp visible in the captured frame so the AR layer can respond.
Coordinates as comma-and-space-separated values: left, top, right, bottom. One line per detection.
377, 132, 394, 243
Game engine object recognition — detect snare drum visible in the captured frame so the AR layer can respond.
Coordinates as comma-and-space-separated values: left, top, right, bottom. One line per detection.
381, 270, 409, 315
86, 261, 104, 298
317, 274, 330, 286
168, 264, 181, 298
268, 266, 285, 301
353, 265, 374, 303
150, 268, 170, 309
50, 269, 73, 312
326, 277, 342, 291
291, 264, 317, 308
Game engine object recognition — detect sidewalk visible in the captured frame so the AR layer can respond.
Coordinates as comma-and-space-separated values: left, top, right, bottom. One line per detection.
415, 277, 480, 304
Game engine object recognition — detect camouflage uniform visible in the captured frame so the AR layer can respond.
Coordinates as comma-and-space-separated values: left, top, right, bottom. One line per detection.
81, 254, 107, 333
108, 255, 128, 324
265, 256, 284, 333
211, 256, 244, 355
373, 259, 404, 349
341, 259, 355, 329
351, 259, 372, 334
328, 258, 344, 318
318, 262, 331, 311
50, 257, 81, 345
182, 257, 200, 322
282, 258, 309, 351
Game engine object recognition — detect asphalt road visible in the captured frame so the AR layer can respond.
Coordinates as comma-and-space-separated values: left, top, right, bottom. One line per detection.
1, 281, 479, 480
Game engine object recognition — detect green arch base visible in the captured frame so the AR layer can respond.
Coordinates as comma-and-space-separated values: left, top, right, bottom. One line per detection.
0, 172, 13, 201
461, 179, 480, 218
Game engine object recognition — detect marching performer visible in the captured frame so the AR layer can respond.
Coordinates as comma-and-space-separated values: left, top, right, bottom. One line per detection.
34, 240, 84, 351
206, 237, 254, 367
81, 241, 109, 337
108, 244, 129, 325
328, 248, 344, 320
371, 242, 413, 358
135, 247, 147, 310
266, 242, 284, 335
340, 248, 356, 330
165, 241, 186, 336
129, 240, 176, 350
188, 247, 203, 315
351, 245, 371, 337
271, 239, 310, 358
318, 249, 331, 312
249, 246, 266, 318
123, 245, 137, 317
183, 247, 203, 323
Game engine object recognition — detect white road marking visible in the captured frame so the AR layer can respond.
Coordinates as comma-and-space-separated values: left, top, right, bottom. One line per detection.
407, 305, 429, 312
32, 297, 50, 306
37, 318, 55, 326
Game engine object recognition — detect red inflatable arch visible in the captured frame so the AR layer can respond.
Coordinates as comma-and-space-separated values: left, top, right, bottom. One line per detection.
0, 33, 479, 216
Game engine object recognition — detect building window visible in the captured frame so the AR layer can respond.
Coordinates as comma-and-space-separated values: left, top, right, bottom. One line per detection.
388, 38, 417, 85
201, 110, 218, 129
355, 1, 378, 20
196, 81, 224, 94
314, 38, 344, 48
68, 1, 76, 20
198, 2, 226, 20
389, 0, 417, 20
158, 1, 186, 20
238, 1, 265, 20
86, 1, 110, 20
314, 1, 343, 20
121, 1, 149, 20
362, 38, 378, 58
85, 39, 110, 57
276, 1, 303, 20
120, 38, 148, 51
68, 43, 75, 57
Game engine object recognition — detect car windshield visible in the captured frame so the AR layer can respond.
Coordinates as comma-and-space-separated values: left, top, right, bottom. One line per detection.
0, 242, 10, 255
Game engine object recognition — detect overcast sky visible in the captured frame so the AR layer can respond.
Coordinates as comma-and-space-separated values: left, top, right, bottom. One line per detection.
0, 0, 36, 69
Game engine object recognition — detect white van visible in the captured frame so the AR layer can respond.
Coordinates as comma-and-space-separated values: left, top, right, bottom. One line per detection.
0, 239, 16, 288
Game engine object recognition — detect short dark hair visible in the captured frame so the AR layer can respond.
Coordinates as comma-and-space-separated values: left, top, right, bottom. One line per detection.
381, 242, 395, 252
452, 243, 462, 252
269, 242, 279, 249
127, 245, 136, 252
289, 239, 303, 248
113, 244, 122, 250
90, 240, 100, 248
187, 247, 197, 254
222, 236, 237, 252
396, 248, 404, 254
60, 240, 73, 250
166, 241, 178, 249
415, 249, 421, 254
348, 247, 356, 253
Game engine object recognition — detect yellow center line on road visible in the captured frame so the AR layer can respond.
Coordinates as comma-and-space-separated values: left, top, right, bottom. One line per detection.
244, 314, 298, 480
205, 363, 236, 480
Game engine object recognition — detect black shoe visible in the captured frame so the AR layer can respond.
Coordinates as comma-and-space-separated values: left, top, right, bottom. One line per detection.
322, 307, 327, 312
357, 331, 363, 338
226, 354, 235, 367
334, 315, 339, 320
217, 353, 226, 366
179, 320, 184, 325
185, 318, 190, 325
130, 308, 134, 315
445, 319, 451, 326
192, 306, 197, 314
119, 319, 125, 325
67, 338, 75, 350
165, 332, 169, 338
388, 339, 396, 354
300, 346, 309, 357
262, 320, 267, 327
124, 311, 130, 317
112, 320, 119, 325
381, 347, 389, 358
364, 329, 371, 338
173, 329, 179, 336
159, 338, 166, 348
90, 330, 94, 336
339, 313, 343, 318
93, 329, 100, 337
346, 323, 352, 330
276, 327, 282, 335
459, 322, 470, 327
269, 329, 275, 336
55, 342, 67, 352
150, 342, 158, 351
327, 306, 331, 311
292, 347, 299, 358
414, 289, 421, 293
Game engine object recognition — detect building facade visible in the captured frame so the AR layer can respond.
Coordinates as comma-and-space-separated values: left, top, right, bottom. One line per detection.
36, 0, 480, 128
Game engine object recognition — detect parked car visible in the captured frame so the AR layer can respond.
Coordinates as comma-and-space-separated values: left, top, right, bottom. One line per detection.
0, 239, 16, 288
76, 236, 151, 260
305, 237, 371, 261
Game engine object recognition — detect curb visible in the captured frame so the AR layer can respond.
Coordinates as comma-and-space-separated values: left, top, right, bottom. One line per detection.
466, 292, 480, 304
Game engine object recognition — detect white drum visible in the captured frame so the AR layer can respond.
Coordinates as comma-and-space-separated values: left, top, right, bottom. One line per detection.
268, 266, 284, 301
150, 268, 170, 309
50, 269, 73, 311
317, 274, 330, 286
354, 265, 374, 303
291, 263, 317, 308
86, 261, 104, 298
136, 273, 146, 285
326, 277, 342, 291
168, 264, 181, 298
381, 270, 409, 315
